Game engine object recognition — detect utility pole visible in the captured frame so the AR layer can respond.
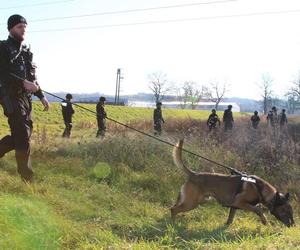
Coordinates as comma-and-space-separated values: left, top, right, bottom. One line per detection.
114, 68, 123, 104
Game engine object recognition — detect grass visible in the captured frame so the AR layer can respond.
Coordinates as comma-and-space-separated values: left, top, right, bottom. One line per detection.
0, 194, 62, 249
0, 103, 299, 249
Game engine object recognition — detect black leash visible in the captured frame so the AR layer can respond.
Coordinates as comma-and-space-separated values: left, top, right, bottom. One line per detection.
9, 73, 243, 175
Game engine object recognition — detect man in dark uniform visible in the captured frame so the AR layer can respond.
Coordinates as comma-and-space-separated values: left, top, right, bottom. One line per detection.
0, 15, 49, 183
207, 109, 220, 131
61, 93, 74, 138
96, 96, 107, 138
223, 105, 234, 131
250, 110, 260, 129
153, 101, 165, 135
279, 109, 287, 130
267, 106, 278, 128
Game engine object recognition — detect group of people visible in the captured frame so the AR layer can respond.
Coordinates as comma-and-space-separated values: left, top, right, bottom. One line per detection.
61, 97, 166, 138
266, 106, 288, 130
207, 105, 235, 132
152, 102, 289, 136
251, 106, 288, 130
61, 99, 288, 139
61, 94, 107, 138
152, 103, 235, 135
206, 105, 288, 132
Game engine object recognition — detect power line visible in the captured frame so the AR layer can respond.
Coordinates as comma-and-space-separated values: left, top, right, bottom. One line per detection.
28, 9, 300, 33
0, 0, 75, 10
3, 0, 237, 24
0, 0, 236, 25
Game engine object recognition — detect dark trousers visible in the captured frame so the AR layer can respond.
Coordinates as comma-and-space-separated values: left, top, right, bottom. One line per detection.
154, 122, 162, 135
208, 123, 217, 131
96, 118, 106, 138
0, 115, 33, 181
252, 123, 259, 129
62, 120, 72, 138
224, 122, 233, 132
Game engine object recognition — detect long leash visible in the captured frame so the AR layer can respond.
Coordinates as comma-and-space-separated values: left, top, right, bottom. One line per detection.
9, 73, 243, 175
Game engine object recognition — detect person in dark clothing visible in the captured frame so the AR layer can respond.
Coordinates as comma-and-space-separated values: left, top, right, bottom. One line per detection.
96, 96, 107, 138
250, 110, 260, 129
279, 109, 288, 130
267, 106, 278, 128
207, 109, 221, 131
61, 93, 74, 138
223, 105, 234, 131
153, 101, 165, 135
0, 14, 49, 183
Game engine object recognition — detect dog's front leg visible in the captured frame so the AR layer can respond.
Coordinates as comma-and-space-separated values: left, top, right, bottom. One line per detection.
232, 201, 267, 225
226, 207, 237, 225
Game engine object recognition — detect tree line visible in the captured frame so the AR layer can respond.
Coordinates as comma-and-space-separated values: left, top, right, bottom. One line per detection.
148, 71, 300, 114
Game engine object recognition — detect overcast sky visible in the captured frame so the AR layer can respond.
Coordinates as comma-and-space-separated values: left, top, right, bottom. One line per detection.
1, 0, 300, 100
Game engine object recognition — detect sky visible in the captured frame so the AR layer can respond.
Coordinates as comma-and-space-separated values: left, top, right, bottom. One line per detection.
1, 0, 300, 100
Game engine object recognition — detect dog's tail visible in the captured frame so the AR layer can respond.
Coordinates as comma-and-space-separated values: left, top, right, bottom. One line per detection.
173, 139, 195, 176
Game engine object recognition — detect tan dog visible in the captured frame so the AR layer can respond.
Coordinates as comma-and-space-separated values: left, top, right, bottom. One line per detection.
171, 139, 295, 227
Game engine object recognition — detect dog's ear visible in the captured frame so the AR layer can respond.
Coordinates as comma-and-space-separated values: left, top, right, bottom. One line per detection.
285, 192, 290, 201
275, 192, 288, 205
275, 192, 281, 203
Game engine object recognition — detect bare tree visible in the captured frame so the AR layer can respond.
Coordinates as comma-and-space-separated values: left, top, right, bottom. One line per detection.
290, 71, 300, 96
208, 81, 228, 110
286, 95, 298, 114
148, 71, 170, 102
259, 73, 273, 115
286, 71, 300, 113
177, 81, 210, 109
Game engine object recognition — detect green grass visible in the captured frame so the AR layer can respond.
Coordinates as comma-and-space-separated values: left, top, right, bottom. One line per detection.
0, 104, 299, 249
0, 194, 62, 249
32, 101, 214, 123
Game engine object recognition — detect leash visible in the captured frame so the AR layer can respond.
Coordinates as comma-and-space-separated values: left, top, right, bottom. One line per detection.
9, 73, 243, 175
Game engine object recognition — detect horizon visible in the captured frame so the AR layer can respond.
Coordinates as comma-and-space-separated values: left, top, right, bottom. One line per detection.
42, 91, 262, 101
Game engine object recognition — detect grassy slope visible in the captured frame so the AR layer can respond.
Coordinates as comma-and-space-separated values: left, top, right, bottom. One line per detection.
1, 102, 248, 134
0, 103, 299, 249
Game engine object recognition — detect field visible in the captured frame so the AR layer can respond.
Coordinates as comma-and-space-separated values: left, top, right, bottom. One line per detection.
0, 102, 299, 249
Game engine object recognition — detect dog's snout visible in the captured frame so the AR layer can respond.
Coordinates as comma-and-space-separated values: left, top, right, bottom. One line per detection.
284, 218, 295, 227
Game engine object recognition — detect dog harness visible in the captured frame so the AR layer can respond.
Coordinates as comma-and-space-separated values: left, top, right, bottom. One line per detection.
234, 174, 278, 210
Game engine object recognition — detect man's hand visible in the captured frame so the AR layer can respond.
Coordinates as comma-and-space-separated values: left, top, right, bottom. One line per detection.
23, 79, 39, 93
40, 97, 50, 111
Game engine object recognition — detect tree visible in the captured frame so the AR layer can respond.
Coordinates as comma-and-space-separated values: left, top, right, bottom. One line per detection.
259, 73, 273, 115
286, 71, 300, 113
178, 81, 209, 109
148, 71, 170, 102
208, 81, 229, 110
286, 95, 298, 114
